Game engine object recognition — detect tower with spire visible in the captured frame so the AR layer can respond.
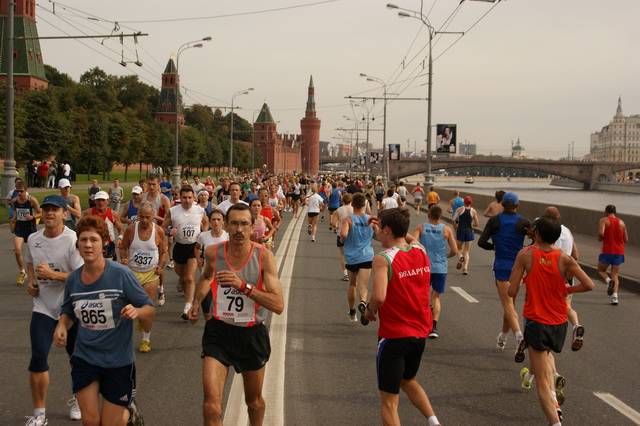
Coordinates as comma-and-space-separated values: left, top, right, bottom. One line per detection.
0, 0, 48, 92
300, 76, 321, 175
155, 58, 184, 126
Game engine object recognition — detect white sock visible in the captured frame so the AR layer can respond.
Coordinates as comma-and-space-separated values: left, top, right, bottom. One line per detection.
515, 331, 524, 341
184, 303, 192, 314
427, 415, 440, 426
343, 269, 347, 275
34, 408, 45, 417
552, 422, 561, 426
498, 331, 507, 340
605, 277, 611, 284
612, 292, 618, 297
142, 331, 151, 341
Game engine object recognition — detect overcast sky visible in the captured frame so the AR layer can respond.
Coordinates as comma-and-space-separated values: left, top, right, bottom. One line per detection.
36, 0, 640, 159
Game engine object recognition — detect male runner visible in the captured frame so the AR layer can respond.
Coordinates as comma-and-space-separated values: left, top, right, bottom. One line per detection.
163, 186, 208, 320
327, 182, 342, 231
217, 182, 249, 215
188, 204, 284, 426
396, 182, 408, 208
509, 216, 594, 425
364, 208, 441, 426
448, 191, 464, 217
478, 191, 530, 351
119, 202, 167, 352
331, 193, 353, 282
597, 204, 627, 305
120, 186, 143, 226
453, 196, 479, 275
24, 195, 84, 425
413, 205, 458, 338
340, 193, 374, 322
11, 181, 41, 285
82, 191, 123, 260
380, 189, 398, 211
483, 190, 505, 218
108, 179, 124, 213
58, 178, 81, 231
160, 175, 173, 202
426, 187, 440, 209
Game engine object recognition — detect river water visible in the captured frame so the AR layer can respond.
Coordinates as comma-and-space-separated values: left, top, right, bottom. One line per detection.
405, 176, 640, 217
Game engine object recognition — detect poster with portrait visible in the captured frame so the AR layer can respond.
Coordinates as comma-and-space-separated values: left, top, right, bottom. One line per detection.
436, 124, 457, 154
389, 144, 401, 161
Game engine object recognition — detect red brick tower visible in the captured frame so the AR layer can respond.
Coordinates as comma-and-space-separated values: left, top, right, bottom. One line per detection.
0, 0, 48, 92
155, 58, 184, 126
300, 76, 320, 176
254, 102, 278, 171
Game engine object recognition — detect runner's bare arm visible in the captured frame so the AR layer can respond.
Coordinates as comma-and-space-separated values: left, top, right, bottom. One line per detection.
118, 225, 134, 263
508, 250, 527, 298
339, 216, 351, 242
598, 217, 606, 241
564, 255, 595, 294
409, 224, 423, 244
162, 209, 172, 232
570, 240, 579, 261
366, 254, 389, 320
68, 195, 81, 219
113, 213, 124, 236
53, 313, 74, 347
26, 263, 38, 297
31, 197, 42, 220
263, 217, 275, 239
622, 221, 629, 243
192, 247, 215, 309
472, 208, 480, 228
251, 249, 284, 314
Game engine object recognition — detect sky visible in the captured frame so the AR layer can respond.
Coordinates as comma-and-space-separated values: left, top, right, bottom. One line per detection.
34, 0, 640, 159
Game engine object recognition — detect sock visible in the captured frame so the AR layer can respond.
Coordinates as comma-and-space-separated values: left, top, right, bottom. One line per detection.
552, 423, 561, 426
427, 415, 440, 426
612, 292, 618, 297
184, 302, 192, 314
605, 277, 611, 284
343, 269, 348, 276
142, 331, 151, 341
498, 331, 507, 340
515, 331, 523, 342
524, 371, 534, 382
433, 320, 438, 329
34, 408, 45, 417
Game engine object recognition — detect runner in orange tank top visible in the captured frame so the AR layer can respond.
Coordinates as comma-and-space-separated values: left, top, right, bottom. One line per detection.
597, 204, 628, 305
509, 216, 594, 425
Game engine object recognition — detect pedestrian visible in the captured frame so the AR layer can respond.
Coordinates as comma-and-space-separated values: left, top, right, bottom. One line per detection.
38, 162, 49, 188
453, 195, 480, 275
47, 162, 57, 188
596, 204, 628, 305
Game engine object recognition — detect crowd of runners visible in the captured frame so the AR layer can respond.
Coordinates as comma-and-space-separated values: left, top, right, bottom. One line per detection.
6, 171, 629, 426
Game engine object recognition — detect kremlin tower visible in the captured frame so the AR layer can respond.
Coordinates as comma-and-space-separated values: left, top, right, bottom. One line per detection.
155, 58, 184, 126
300, 76, 321, 175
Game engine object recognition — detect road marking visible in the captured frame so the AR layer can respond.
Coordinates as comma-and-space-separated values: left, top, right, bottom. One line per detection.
290, 337, 304, 352
594, 392, 640, 424
451, 286, 479, 303
223, 212, 304, 426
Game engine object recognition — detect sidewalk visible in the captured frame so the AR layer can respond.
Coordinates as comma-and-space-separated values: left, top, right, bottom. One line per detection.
408, 196, 640, 293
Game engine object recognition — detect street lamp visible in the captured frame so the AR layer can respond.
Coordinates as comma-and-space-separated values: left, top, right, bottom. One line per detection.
172, 36, 212, 189
360, 73, 388, 181
229, 88, 254, 172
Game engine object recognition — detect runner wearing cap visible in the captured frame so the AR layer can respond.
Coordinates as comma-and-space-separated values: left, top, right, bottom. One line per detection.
453, 196, 479, 275
479, 191, 530, 352
24, 195, 84, 425
58, 178, 81, 231
83, 191, 123, 261
11, 181, 41, 286
120, 186, 144, 226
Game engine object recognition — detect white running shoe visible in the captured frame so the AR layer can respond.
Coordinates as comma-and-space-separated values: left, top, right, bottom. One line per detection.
157, 286, 166, 307
166, 260, 174, 269
496, 333, 507, 350
68, 395, 82, 420
610, 294, 619, 305
24, 415, 48, 426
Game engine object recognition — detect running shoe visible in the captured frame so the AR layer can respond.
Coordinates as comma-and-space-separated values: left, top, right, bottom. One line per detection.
139, 340, 151, 353
515, 338, 527, 363
555, 374, 566, 406
127, 399, 145, 426
456, 256, 464, 270
17, 270, 26, 286
496, 333, 507, 350
311, 236, 316, 242
428, 327, 439, 339
157, 287, 166, 307
462, 269, 468, 275
358, 301, 369, 326
348, 311, 358, 322
571, 325, 584, 351
68, 395, 81, 420
519, 367, 533, 390
321, 216, 325, 222
180, 312, 189, 321
610, 294, 619, 305
606, 277, 614, 296
166, 260, 174, 269
24, 415, 47, 426
307, 224, 312, 235
342, 273, 349, 282
556, 404, 563, 423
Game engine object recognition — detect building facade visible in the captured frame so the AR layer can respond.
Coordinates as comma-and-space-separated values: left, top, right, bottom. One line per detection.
590, 97, 640, 162
459, 142, 477, 156
511, 138, 526, 158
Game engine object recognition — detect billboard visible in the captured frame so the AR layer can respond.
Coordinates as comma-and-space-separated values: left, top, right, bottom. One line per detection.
388, 144, 401, 161
436, 124, 457, 154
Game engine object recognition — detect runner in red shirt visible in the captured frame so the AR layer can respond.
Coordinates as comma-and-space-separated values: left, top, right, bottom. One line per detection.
509, 216, 594, 425
364, 208, 441, 426
597, 204, 628, 305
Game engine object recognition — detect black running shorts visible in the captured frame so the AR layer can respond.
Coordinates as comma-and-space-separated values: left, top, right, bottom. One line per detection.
173, 242, 196, 264
202, 318, 271, 373
345, 261, 372, 272
377, 337, 426, 394
71, 357, 136, 407
524, 318, 568, 353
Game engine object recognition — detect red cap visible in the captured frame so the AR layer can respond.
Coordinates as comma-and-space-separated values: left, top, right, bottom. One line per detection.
463, 195, 472, 205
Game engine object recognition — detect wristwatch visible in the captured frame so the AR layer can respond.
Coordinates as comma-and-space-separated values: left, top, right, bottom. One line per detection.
244, 283, 254, 296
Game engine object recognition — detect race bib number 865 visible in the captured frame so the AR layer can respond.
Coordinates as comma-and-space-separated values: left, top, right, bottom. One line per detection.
74, 299, 115, 330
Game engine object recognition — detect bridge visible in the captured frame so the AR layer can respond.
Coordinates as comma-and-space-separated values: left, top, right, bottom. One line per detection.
319, 156, 639, 189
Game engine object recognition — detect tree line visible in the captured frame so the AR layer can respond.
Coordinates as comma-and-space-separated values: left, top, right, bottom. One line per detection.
0, 65, 259, 180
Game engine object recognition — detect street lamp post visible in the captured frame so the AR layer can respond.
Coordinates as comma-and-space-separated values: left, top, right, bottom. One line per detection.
229, 88, 254, 172
1, 1, 16, 200
360, 73, 388, 181
172, 36, 212, 189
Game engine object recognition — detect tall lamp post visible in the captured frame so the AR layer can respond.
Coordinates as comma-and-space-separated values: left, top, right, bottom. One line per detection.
173, 36, 212, 189
360, 73, 388, 181
229, 87, 254, 172
1, 1, 16, 200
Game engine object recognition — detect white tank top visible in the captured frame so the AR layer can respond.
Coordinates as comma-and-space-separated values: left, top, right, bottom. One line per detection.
128, 222, 159, 272
171, 204, 204, 244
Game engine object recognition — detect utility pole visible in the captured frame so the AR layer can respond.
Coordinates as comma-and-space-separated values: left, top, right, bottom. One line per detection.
1, 0, 16, 200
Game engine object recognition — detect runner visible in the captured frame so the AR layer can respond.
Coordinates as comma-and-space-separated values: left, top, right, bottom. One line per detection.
426, 187, 440, 209
327, 182, 342, 232
374, 179, 385, 211
291, 177, 302, 217
380, 189, 399, 211
119, 202, 167, 353
453, 196, 480, 275
108, 179, 124, 214
508, 216, 594, 425
217, 182, 248, 216
412, 182, 424, 216
53, 215, 154, 426
305, 184, 324, 242
160, 175, 173, 202
163, 186, 209, 320
11, 181, 41, 285
363, 208, 441, 426
478, 191, 530, 351
448, 191, 464, 218
58, 178, 82, 231
331, 193, 354, 282
197, 190, 215, 217
119, 186, 143, 226
396, 182, 408, 208
340, 193, 374, 323
259, 188, 281, 242
82, 191, 123, 261
24, 195, 84, 425
597, 204, 628, 305
413, 205, 458, 339
483, 190, 505, 218
249, 199, 275, 248
188, 204, 284, 426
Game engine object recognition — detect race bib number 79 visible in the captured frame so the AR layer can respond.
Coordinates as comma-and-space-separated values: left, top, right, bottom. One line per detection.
216, 286, 255, 323
74, 299, 115, 330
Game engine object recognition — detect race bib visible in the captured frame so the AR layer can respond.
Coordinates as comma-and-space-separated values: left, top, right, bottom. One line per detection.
16, 208, 30, 221
74, 299, 115, 330
37, 263, 61, 286
132, 251, 154, 268
216, 286, 255, 323
181, 224, 197, 242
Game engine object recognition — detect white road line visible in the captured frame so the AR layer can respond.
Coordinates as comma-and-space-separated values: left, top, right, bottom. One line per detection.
450, 286, 480, 303
223, 212, 304, 426
594, 392, 640, 424
290, 337, 304, 352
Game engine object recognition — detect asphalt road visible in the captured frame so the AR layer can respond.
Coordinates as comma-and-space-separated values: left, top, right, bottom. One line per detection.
0, 206, 639, 425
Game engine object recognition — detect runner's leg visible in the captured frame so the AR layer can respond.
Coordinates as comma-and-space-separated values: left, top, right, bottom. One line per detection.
462, 242, 471, 272
347, 270, 357, 312
610, 264, 621, 294
596, 262, 609, 283
100, 399, 129, 426
202, 357, 228, 426
14, 236, 25, 271
431, 290, 441, 323
356, 268, 371, 304
529, 348, 560, 424
242, 368, 266, 426
496, 280, 521, 335
379, 391, 401, 426
76, 381, 101, 426
182, 259, 198, 314
399, 378, 436, 420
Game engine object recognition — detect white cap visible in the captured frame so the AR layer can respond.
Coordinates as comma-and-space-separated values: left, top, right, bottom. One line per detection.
131, 185, 143, 194
94, 191, 109, 200
58, 178, 71, 188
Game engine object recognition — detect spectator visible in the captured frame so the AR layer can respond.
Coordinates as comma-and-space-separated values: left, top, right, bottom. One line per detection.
47, 161, 57, 188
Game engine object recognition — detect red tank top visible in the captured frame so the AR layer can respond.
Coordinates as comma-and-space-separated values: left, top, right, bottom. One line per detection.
602, 216, 625, 255
378, 245, 432, 339
523, 246, 568, 325
261, 205, 274, 221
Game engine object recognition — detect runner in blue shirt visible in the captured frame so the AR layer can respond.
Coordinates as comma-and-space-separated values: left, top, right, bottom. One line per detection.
160, 175, 173, 202
327, 182, 342, 232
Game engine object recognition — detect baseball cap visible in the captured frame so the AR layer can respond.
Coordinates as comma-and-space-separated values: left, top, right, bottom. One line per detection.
502, 192, 519, 206
41, 195, 67, 209
58, 178, 71, 188
463, 195, 472, 205
94, 191, 109, 200
131, 185, 143, 194
198, 190, 210, 198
